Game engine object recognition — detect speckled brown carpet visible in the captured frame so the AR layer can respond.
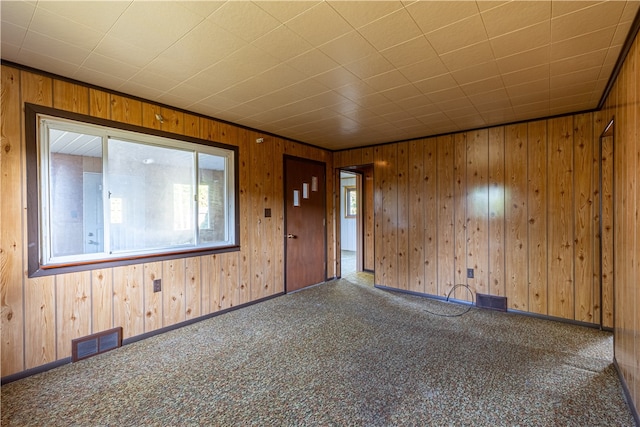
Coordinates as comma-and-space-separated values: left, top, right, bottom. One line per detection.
1, 275, 635, 426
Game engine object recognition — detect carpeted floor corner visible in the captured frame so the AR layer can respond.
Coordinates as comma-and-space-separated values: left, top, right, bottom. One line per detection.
1, 275, 635, 426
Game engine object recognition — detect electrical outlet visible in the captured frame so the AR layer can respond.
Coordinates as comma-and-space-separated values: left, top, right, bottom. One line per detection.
467, 268, 474, 279
153, 279, 162, 293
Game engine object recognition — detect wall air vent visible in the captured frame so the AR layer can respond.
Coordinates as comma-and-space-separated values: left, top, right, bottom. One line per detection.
476, 294, 508, 312
72, 327, 123, 362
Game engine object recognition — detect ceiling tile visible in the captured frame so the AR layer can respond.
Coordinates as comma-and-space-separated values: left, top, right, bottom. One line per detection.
552, 1, 601, 19
358, 8, 423, 51
1, 20, 28, 46
22, 30, 89, 65
286, 49, 340, 77
427, 87, 467, 104
343, 53, 395, 80
154, 21, 247, 81
481, 1, 551, 38
440, 40, 495, 71
414, 73, 458, 94
496, 45, 550, 74
399, 56, 449, 81
0, 42, 20, 60
208, 2, 281, 43
252, 25, 313, 62
364, 69, 411, 92
338, 82, 380, 103
407, 1, 480, 33
502, 64, 550, 87
460, 76, 504, 96
380, 84, 422, 103
108, 2, 204, 56
490, 21, 551, 59
319, 31, 377, 64
381, 36, 437, 69
38, 1, 130, 33
551, 26, 617, 62
29, 7, 104, 50
550, 48, 608, 77
285, 2, 353, 46
313, 67, 361, 90
621, 1, 640, 23
73, 66, 126, 92
254, 1, 321, 23
118, 80, 165, 101
507, 78, 550, 98
426, 13, 488, 55
180, 1, 225, 19
83, 52, 141, 81
94, 35, 160, 69
328, 1, 402, 28
1, 0, 36, 28
17, 47, 80, 77
450, 61, 500, 85
551, 2, 626, 42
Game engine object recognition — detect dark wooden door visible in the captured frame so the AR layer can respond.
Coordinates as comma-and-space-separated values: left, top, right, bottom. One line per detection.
284, 156, 326, 292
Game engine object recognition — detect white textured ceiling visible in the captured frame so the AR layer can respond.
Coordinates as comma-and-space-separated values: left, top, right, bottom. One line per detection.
2, 1, 639, 150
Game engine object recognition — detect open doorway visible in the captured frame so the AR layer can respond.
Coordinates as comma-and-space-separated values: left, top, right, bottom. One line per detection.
340, 171, 358, 277
338, 165, 374, 279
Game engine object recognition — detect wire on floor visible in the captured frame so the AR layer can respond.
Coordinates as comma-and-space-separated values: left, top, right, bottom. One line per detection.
424, 284, 475, 317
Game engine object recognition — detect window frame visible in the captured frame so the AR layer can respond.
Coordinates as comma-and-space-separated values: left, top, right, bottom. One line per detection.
25, 103, 240, 277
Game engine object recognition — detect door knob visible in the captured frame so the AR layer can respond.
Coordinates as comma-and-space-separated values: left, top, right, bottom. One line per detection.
287, 234, 297, 239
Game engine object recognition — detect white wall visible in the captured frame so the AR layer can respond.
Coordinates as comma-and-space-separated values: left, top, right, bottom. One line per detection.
340, 174, 356, 251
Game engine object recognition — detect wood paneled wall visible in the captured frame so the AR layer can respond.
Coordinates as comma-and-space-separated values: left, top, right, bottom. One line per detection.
336, 115, 613, 327
0, 66, 335, 378
603, 30, 639, 417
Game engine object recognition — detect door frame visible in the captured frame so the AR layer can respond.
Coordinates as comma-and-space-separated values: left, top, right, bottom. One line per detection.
283, 155, 328, 293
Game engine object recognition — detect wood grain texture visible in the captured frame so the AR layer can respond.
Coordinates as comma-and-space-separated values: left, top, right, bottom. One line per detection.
488, 127, 505, 297
110, 94, 142, 126
466, 129, 489, 297
143, 262, 163, 332
24, 277, 56, 369
185, 257, 201, 320
374, 146, 384, 285
272, 138, 284, 295
1, 66, 24, 376
505, 124, 528, 311
163, 259, 186, 326
220, 252, 240, 310
408, 140, 425, 293
397, 142, 409, 291
453, 133, 467, 299
89, 89, 110, 119
381, 144, 398, 288
547, 116, 575, 319
91, 269, 113, 333
527, 121, 549, 315
53, 80, 89, 114
436, 135, 455, 297
423, 138, 438, 295
600, 134, 614, 328
206, 254, 222, 313
56, 272, 91, 358
573, 113, 595, 323
22, 71, 55, 370
112, 264, 144, 339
